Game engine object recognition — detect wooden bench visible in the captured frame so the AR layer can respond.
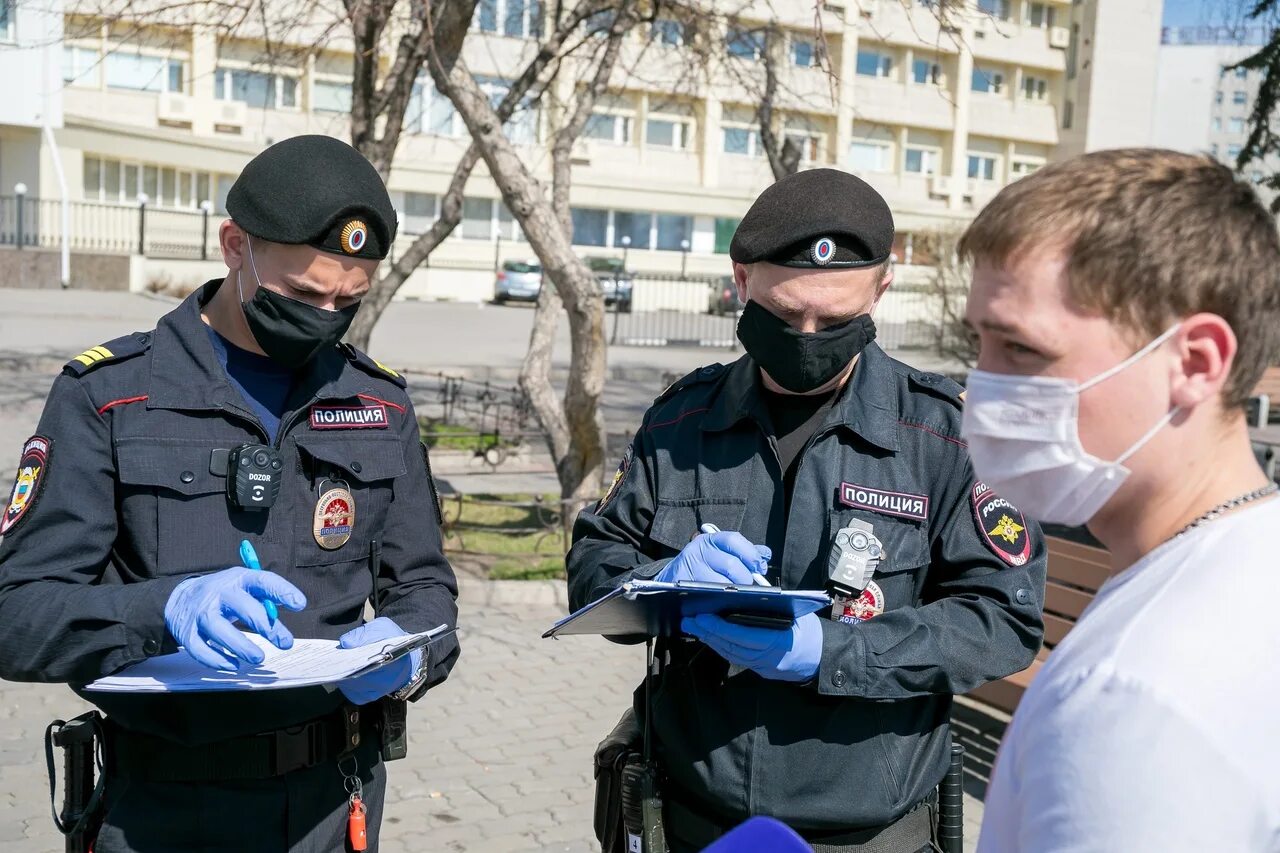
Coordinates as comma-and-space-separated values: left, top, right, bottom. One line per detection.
967, 534, 1111, 714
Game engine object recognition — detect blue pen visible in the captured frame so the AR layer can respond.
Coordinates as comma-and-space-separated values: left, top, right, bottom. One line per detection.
699, 523, 771, 587
239, 539, 278, 624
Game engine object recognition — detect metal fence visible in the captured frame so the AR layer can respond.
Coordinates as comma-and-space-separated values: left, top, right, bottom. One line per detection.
608, 275, 938, 351
0, 194, 220, 260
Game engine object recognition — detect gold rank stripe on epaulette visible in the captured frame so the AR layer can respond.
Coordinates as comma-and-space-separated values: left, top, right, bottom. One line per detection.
372, 358, 400, 379
73, 346, 114, 368
63, 333, 152, 377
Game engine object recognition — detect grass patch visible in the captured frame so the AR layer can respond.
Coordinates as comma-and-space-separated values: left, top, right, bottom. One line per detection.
442, 493, 567, 579
490, 556, 566, 581
420, 418, 523, 452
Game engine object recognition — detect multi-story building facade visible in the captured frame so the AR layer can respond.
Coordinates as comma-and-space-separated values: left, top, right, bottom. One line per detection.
1152, 25, 1277, 197
5, 0, 1161, 298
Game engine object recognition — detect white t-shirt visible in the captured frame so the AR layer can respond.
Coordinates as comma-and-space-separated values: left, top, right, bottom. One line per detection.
978, 499, 1280, 853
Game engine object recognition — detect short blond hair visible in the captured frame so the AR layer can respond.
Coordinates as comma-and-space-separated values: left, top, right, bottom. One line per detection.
959, 149, 1280, 408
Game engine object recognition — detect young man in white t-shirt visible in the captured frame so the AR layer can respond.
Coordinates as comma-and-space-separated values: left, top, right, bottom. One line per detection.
959, 149, 1280, 851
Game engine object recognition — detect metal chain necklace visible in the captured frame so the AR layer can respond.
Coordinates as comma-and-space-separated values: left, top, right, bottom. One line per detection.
1171, 482, 1280, 540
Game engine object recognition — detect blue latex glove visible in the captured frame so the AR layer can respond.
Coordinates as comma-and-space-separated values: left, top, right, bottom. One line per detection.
655, 531, 771, 585
164, 567, 307, 671
337, 617, 423, 706
681, 612, 823, 682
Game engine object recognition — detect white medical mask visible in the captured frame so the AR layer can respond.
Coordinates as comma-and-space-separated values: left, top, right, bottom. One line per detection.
960, 325, 1181, 527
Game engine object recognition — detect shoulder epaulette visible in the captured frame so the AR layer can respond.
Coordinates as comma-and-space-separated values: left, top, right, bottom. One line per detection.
908, 371, 966, 407
654, 363, 726, 404
341, 343, 408, 389
63, 332, 153, 377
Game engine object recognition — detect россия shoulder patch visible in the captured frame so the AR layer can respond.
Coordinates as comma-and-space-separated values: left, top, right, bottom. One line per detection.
971, 481, 1030, 567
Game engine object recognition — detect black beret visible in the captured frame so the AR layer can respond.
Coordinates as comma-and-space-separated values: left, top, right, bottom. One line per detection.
226, 135, 398, 261
730, 168, 894, 269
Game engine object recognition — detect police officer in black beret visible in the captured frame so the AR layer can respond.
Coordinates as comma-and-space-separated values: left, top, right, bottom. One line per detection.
0, 135, 459, 852
569, 169, 1047, 851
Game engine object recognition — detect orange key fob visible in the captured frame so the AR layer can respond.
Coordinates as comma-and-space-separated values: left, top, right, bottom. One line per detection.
348, 795, 368, 851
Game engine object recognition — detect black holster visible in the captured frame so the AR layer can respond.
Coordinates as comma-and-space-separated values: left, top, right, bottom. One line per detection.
594, 708, 641, 853
45, 711, 106, 853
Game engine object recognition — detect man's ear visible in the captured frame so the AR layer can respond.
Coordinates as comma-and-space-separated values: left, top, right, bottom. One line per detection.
869, 262, 894, 313
732, 262, 750, 304
220, 221, 246, 271
1170, 313, 1235, 411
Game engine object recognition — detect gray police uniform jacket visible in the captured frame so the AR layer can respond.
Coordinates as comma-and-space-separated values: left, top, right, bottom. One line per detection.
0, 280, 460, 745
567, 344, 1046, 830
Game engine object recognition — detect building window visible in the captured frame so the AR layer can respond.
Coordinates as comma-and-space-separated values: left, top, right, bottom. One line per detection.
313, 80, 353, 113
571, 207, 608, 246
977, 0, 1010, 21
0, 0, 13, 41
462, 197, 495, 240
967, 154, 997, 181
1233, 91, 1248, 105
613, 211, 653, 249
912, 59, 940, 85
1025, 2, 1054, 28
1211, 117, 1222, 132
856, 49, 893, 78
1067, 24, 1079, 79
722, 126, 760, 156
1216, 91, 1224, 105
1011, 159, 1042, 177
904, 147, 939, 175
584, 112, 632, 144
1211, 143, 1220, 157
1229, 117, 1245, 134
1062, 99, 1074, 128
1227, 143, 1242, 158
792, 37, 816, 68
1234, 66, 1248, 79
408, 80, 460, 136
653, 19, 684, 46
83, 154, 217, 208
785, 132, 821, 163
971, 67, 1004, 94
645, 117, 691, 149
474, 0, 541, 38
1021, 75, 1048, 101
105, 53, 184, 93
727, 27, 764, 60
714, 217, 738, 254
399, 192, 438, 234
849, 141, 891, 173
63, 46, 100, 87
656, 214, 692, 251
216, 68, 298, 110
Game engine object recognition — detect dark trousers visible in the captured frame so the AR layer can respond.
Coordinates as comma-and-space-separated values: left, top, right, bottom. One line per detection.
93, 736, 386, 853
664, 797, 936, 853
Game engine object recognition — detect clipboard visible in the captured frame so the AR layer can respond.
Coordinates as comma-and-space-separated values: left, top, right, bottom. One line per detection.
347, 624, 458, 679
542, 580, 830, 640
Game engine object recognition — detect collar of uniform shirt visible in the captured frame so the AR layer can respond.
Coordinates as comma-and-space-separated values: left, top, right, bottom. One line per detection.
700, 345, 900, 452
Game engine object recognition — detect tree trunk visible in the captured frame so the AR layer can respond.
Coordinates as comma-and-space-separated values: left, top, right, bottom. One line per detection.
429, 57, 609, 505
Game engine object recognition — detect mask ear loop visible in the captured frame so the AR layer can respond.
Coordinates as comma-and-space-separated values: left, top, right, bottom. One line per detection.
1087, 323, 1183, 465
1078, 323, 1182, 393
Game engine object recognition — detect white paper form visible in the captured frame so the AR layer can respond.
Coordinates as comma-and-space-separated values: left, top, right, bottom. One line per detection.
83, 624, 451, 693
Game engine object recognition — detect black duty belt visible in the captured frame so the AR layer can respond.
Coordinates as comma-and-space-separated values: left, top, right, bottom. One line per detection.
105, 705, 369, 783
666, 795, 935, 853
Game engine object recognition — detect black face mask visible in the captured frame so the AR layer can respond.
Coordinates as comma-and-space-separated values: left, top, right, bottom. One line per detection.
241, 286, 360, 369
736, 299, 877, 394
